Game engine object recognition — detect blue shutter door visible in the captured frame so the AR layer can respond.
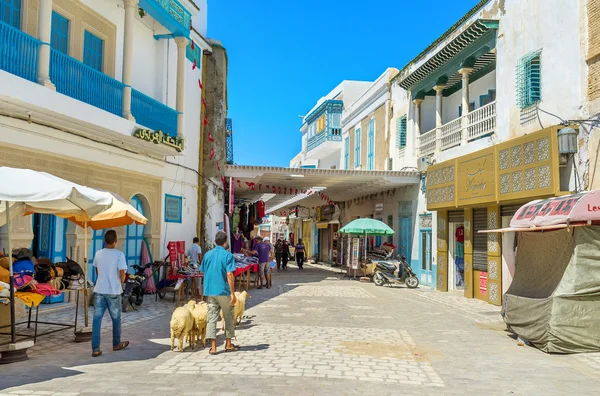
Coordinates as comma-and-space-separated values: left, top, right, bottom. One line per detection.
51, 12, 69, 54
53, 217, 67, 262
344, 137, 349, 169
367, 120, 374, 170
125, 196, 145, 272
83, 31, 103, 72
0, 0, 21, 28
88, 229, 105, 283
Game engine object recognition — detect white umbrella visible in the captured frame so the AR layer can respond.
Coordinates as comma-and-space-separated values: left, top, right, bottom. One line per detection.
0, 167, 112, 345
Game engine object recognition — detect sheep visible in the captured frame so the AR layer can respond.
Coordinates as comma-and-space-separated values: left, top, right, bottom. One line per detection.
184, 300, 197, 347
221, 291, 251, 330
191, 301, 208, 348
170, 306, 194, 352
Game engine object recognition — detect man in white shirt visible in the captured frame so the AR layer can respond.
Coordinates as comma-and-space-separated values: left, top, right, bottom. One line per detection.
188, 237, 203, 268
91, 230, 129, 357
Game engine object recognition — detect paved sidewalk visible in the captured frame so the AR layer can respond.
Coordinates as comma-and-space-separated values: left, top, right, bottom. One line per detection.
1, 264, 599, 395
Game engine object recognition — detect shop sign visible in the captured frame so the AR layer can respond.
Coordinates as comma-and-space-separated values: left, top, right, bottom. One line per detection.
351, 238, 360, 270
133, 128, 184, 152
315, 206, 322, 221
457, 148, 496, 205
375, 203, 384, 213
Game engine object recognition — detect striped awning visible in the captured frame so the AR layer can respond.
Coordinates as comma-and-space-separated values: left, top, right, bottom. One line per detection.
398, 19, 499, 91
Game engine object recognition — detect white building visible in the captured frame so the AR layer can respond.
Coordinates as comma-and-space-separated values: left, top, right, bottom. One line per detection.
389, 0, 599, 306
0, 0, 212, 272
290, 80, 371, 170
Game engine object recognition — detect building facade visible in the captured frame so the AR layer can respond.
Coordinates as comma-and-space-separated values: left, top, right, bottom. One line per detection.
0, 0, 215, 272
390, 0, 598, 305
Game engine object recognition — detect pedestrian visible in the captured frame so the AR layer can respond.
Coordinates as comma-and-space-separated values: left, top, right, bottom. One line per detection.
187, 237, 203, 269
295, 238, 306, 270
281, 240, 290, 270
274, 239, 283, 270
252, 236, 272, 289
200, 231, 239, 355
91, 230, 129, 357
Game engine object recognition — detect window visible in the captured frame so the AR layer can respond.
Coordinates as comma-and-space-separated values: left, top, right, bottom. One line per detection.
516, 50, 542, 109
387, 215, 394, 243
354, 127, 361, 168
51, 11, 69, 54
344, 137, 350, 169
367, 119, 375, 170
83, 31, 104, 72
165, 194, 183, 223
396, 116, 407, 148
0, 0, 21, 28
317, 115, 325, 133
458, 102, 475, 117
387, 157, 393, 170
331, 112, 341, 128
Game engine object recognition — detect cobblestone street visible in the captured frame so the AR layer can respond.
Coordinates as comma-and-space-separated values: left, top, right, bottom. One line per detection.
1, 264, 599, 395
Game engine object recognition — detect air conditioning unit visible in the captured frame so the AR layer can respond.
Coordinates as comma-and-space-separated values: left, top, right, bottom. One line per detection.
417, 157, 433, 173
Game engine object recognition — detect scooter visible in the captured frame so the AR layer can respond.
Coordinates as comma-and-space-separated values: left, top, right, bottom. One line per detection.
122, 262, 152, 312
372, 255, 419, 289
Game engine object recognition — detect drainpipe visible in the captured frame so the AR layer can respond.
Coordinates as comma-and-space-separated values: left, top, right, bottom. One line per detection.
197, 49, 209, 238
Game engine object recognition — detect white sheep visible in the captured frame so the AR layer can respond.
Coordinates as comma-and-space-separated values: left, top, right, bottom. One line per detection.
170, 305, 194, 352
221, 291, 251, 330
191, 301, 208, 347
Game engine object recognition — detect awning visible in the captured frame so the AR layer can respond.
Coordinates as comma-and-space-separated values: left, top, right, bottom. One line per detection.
480, 189, 600, 233
225, 165, 419, 214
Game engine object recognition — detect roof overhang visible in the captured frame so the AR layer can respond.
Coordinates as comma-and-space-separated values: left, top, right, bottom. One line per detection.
398, 19, 499, 92
225, 165, 419, 213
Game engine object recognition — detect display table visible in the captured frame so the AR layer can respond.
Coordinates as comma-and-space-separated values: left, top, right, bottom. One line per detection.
169, 274, 203, 303
234, 264, 258, 290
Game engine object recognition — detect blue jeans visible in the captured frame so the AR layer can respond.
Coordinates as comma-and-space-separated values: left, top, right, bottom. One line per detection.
92, 293, 122, 352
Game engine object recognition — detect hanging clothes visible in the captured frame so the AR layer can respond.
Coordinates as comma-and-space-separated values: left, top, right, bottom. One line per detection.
257, 200, 265, 219
232, 233, 244, 253
249, 203, 256, 225
239, 205, 247, 232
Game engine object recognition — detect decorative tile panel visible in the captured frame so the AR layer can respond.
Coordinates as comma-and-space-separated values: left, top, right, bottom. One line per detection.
448, 165, 455, 182
437, 255, 446, 272
512, 171, 523, 192
525, 168, 536, 190
538, 165, 551, 188
499, 149, 510, 170
419, 215, 432, 229
488, 283, 499, 304
511, 146, 522, 168
449, 185, 455, 202
500, 173, 510, 194
488, 260, 498, 280
524, 141, 535, 164
537, 137, 550, 161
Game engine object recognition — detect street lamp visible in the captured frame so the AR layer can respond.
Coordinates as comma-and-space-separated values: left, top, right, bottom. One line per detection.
558, 127, 578, 155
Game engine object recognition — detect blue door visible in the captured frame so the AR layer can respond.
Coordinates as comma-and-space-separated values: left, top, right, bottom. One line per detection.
0, 0, 21, 28
398, 202, 413, 263
33, 214, 67, 262
420, 230, 434, 287
83, 31, 103, 72
51, 11, 69, 54
125, 196, 145, 272
88, 229, 105, 283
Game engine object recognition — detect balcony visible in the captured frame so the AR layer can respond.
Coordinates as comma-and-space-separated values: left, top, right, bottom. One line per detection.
307, 129, 342, 152
0, 20, 178, 137
418, 101, 496, 157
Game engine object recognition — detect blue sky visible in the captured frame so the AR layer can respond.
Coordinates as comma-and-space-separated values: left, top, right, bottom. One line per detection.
208, 0, 479, 167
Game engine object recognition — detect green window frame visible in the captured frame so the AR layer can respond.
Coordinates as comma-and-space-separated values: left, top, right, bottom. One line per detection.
396, 116, 407, 148
516, 50, 542, 109
354, 127, 361, 168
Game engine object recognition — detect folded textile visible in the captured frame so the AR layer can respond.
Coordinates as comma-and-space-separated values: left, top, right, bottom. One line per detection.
145, 267, 156, 294
14, 291, 45, 307
0, 297, 9, 305
33, 282, 61, 297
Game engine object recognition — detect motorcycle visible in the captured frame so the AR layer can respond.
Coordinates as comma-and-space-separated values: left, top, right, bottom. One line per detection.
372, 255, 419, 289
122, 262, 153, 312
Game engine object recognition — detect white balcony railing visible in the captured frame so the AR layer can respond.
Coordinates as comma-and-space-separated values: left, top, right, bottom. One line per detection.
418, 100, 496, 157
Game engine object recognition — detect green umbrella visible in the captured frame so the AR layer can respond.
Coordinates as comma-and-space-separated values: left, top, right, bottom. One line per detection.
339, 218, 395, 236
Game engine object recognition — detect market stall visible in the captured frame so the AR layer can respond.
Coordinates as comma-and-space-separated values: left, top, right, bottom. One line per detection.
481, 190, 600, 353
339, 218, 395, 278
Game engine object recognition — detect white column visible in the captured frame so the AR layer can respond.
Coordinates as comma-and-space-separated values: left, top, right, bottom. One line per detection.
413, 98, 423, 157
37, 0, 55, 90
174, 37, 189, 139
121, 0, 138, 121
434, 85, 444, 154
459, 67, 472, 145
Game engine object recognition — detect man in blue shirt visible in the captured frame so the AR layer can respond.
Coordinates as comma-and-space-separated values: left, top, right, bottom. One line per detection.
200, 231, 239, 354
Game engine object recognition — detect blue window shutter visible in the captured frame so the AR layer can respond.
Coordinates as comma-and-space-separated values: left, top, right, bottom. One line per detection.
344, 137, 349, 169
516, 50, 542, 109
367, 119, 374, 170
51, 12, 69, 54
84, 31, 104, 72
0, 0, 21, 28
354, 128, 361, 168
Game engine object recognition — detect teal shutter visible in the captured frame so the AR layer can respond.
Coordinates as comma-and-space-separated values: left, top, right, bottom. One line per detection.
367, 119, 374, 170
354, 128, 361, 168
396, 116, 407, 148
344, 137, 350, 169
0, 0, 21, 28
51, 11, 69, 54
516, 50, 542, 109
83, 31, 104, 72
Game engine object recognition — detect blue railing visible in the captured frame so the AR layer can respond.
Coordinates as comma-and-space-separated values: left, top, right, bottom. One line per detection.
50, 49, 124, 117
131, 89, 178, 137
307, 129, 343, 151
0, 20, 40, 83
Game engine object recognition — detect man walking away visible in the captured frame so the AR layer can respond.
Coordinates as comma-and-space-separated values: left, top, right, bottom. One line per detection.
201, 231, 239, 355
253, 236, 272, 289
295, 239, 306, 270
91, 230, 129, 357
282, 240, 290, 270
187, 237, 203, 269
274, 239, 283, 270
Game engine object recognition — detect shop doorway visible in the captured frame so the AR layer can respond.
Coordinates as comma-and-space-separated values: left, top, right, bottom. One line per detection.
448, 222, 465, 291
32, 214, 67, 263
125, 196, 145, 272
420, 230, 433, 286
398, 202, 413, 263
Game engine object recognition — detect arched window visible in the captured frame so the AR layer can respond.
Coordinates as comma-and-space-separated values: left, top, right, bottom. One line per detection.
125, 196, 145, 271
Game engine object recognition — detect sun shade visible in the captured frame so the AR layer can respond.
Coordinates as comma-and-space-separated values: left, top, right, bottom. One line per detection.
339, 218, 395, 236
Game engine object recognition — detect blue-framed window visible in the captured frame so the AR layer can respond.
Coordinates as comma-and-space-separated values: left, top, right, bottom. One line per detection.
83, 31, 104, 72
88, 229, 105, 283
396, 116, 407, 148
344, 137, 350, 169
0, 0, 21, 28
354, 127, 361, 168
165, 194, 182, 223
367, 119, 374, 170
51, 11, 69, 54
516, 50, 542, 109
125, 196, 145, 271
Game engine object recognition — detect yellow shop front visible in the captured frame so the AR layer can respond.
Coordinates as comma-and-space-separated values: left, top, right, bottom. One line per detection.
426, 127, 567, 305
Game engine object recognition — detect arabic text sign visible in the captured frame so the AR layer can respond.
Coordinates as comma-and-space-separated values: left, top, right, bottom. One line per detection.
457, 149, 496, 205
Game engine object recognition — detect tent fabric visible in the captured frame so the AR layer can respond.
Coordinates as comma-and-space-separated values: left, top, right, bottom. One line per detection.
503, 226, 600, 353
339, 218, 395, 236
0, 167, 112, 227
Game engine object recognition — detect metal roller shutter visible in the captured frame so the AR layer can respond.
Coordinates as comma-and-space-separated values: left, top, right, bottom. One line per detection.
473, 208, 488, 272
448, 210, 464, 223
501, 204, 522, 217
